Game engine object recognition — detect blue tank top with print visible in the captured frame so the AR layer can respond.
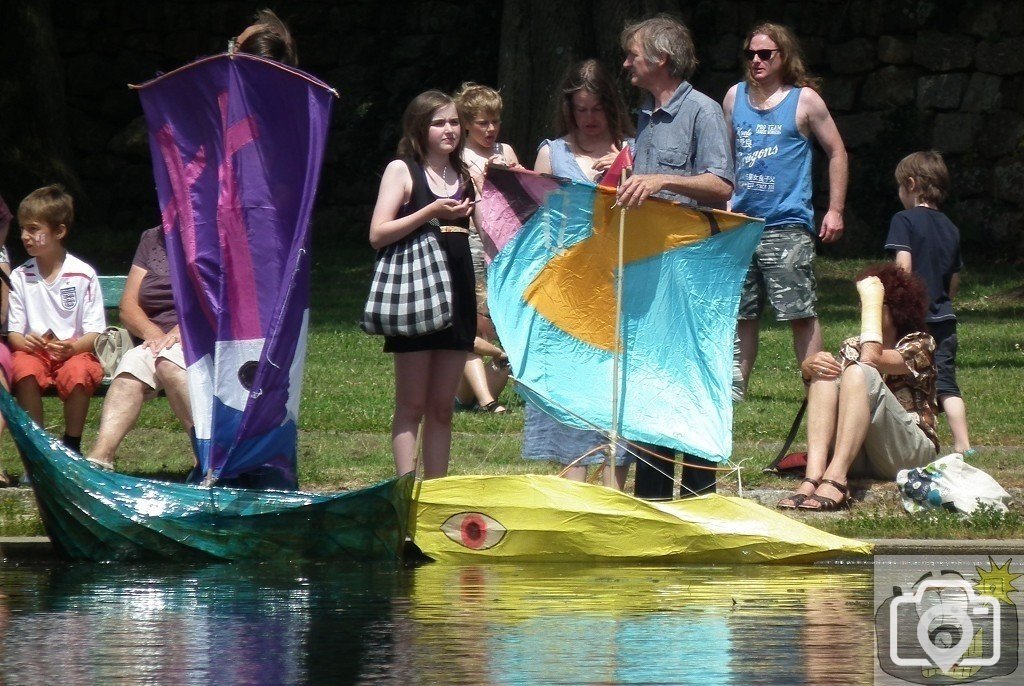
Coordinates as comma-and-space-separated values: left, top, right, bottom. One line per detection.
730, 83, 813, 230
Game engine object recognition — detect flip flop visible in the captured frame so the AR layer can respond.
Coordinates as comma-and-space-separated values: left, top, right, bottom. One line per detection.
798, 478, 850, 511
479, 400, 507, 414
86, 457, 115, 471
777, 477, 821, 509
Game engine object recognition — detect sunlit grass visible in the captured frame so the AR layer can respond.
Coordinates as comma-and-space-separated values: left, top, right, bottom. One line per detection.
0, 255, 1020, 538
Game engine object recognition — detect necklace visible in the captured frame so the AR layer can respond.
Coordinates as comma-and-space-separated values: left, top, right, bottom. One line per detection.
426, 162, 455, 199
750, 84, 787, 110
571, 132, 604, 156
568, 134, 616, 183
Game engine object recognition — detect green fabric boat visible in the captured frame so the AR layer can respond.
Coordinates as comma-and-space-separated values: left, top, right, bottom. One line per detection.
0, 388, 413, 563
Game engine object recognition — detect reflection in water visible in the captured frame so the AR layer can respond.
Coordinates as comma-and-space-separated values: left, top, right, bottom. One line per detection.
0, 561, 875, 684
406, 564, 875, 685
0, 563, 402, 685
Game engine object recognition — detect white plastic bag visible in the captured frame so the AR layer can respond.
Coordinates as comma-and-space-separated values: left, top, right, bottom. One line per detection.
896, 454, 1010, 515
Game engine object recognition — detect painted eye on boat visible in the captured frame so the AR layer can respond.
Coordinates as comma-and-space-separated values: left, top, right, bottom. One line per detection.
440, 512, 507, 550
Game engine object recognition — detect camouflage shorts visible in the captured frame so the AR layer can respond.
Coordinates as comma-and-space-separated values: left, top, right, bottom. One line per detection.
738, 224, 817, 321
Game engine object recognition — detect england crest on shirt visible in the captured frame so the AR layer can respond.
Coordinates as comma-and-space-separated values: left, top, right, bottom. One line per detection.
60, 286, 77, 310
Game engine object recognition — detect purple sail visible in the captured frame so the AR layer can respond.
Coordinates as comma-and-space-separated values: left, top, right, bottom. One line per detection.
136, 53, 335, 486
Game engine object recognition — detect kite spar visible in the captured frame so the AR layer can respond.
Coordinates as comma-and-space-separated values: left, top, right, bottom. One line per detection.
598, 149, 634, 488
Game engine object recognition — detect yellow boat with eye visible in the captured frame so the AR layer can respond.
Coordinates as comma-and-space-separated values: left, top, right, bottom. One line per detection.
411, 474, 872, 564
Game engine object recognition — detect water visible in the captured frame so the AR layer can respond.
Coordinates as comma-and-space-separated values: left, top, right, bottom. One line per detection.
0, 561, 875, 684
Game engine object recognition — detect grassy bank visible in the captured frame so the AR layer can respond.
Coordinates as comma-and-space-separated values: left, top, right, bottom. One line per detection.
0, 255, 1021, 539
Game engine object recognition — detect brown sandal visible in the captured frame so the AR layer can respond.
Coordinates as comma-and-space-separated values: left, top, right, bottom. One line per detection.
479, 400, 507, 414
798, 478, 850, 511
777, 477, 821, 509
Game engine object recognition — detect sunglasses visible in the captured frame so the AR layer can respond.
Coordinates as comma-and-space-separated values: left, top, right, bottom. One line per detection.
743, 48, 779, 61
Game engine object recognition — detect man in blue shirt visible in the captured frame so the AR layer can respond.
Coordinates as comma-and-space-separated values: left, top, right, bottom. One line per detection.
618, 15, 734, 500
723, 23, 848, 400
618, 17, 734, 209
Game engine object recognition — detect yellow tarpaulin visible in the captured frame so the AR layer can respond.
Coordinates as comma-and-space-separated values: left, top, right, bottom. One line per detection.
412, 475, 872, 564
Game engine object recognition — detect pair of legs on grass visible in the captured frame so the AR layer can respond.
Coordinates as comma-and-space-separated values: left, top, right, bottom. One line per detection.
456, 316, 510, 413
12, 350, 103, 454
522, 403, 632, 488
393, 349, 467, 479
563, 461, 631, 487
88, 344, 192, 469
779, 362, 936, 510
736, 316, 821, 398
634, 446, 718, 500
456, 353, 509, 413
735, 226, 823, 400
930, 320, 972, 454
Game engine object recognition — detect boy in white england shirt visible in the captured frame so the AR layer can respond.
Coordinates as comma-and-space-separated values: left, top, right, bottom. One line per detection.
8, 185, 105, 453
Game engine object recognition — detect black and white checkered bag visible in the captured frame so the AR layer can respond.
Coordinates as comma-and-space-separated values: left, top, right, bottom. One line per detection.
360, 224, 453, 336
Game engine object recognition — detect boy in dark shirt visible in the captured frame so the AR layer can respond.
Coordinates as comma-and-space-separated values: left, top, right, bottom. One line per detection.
885, 151, 972, 455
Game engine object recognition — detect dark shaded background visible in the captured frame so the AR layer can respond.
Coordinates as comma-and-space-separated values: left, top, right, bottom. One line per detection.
1, 0, 1022, 272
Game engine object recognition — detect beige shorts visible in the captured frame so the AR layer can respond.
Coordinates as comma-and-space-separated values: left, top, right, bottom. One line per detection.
849, 363, 937, 480
114, 342, 186, 393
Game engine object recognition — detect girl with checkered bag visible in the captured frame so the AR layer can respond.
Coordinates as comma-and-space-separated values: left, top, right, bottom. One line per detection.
369, 91, 477, 479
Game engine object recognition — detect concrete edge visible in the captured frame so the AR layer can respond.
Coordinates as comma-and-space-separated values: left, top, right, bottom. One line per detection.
866, 538, 1024, 556
0, 537, 57, 561
4, 537, 1024, 563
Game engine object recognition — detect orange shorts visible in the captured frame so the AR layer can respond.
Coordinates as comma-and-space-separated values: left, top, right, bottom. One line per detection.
12, 350, 104, 400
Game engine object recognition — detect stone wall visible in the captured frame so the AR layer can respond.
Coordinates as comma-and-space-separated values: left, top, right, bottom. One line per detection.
682, 0, 1024, 257
4, 0, 1023, 267
33, 0, 500, 268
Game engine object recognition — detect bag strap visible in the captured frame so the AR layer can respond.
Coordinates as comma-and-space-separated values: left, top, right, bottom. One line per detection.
0, 268, 11, 292
764, 397, 808, 474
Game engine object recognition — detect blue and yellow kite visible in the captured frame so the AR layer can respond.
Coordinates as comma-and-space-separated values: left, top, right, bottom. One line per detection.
478, 167, 763, 462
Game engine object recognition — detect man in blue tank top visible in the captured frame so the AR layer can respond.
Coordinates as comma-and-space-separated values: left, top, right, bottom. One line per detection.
723, 23, 848, 400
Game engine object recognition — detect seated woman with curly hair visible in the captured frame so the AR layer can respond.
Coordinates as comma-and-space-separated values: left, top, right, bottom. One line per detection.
779, 263, 939, 511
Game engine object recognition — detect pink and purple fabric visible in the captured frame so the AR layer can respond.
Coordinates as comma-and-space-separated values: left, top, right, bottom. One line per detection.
137, 53, 334, 487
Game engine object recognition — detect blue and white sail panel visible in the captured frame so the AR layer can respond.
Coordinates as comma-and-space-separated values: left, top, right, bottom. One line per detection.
137, 54, 334, 486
